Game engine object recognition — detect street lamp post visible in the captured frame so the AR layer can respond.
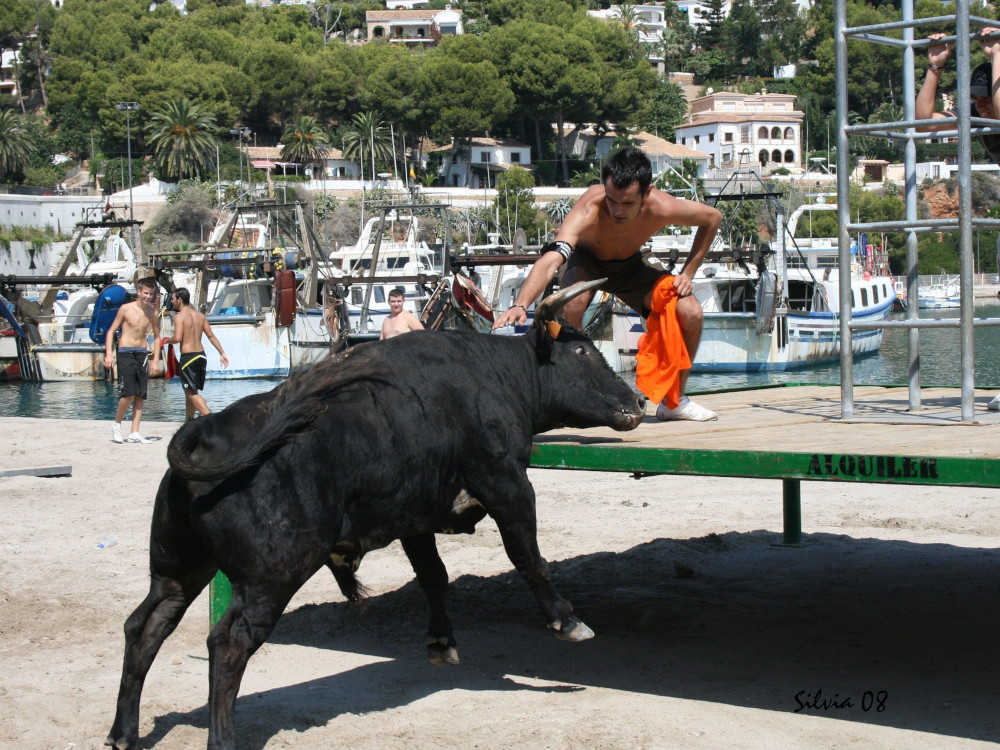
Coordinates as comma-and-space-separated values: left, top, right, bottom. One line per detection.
115, 101, 140, 259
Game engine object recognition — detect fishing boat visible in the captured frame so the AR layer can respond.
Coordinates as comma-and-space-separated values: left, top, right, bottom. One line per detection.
198, 272, 332, 378
917, 275, 961, 309
164, 202, 335, 379
326, 211, 439, 335
27, 218, 143, 381
612, 200, 895, 373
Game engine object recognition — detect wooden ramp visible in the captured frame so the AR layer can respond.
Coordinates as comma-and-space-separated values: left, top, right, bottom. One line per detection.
530, 385, 1000, 544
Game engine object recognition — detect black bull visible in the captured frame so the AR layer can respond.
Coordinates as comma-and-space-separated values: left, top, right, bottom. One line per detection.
107, 280, 646, 750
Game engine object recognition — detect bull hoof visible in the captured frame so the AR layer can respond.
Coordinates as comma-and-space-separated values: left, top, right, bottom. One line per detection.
105, 732, 136, 750
549, 616, 595, 642
426, 637, 460, 665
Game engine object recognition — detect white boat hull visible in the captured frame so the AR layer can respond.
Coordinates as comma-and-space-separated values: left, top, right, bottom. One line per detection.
34, 344, 106, 381
917, 297, 961, 309
202, 309, 331, 379
613, 299, 892, 373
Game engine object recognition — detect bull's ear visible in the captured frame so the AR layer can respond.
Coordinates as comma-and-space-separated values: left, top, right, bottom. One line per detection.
530, 319, 555, 362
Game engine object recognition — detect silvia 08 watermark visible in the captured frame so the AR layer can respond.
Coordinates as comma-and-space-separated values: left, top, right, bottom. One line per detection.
793, 688, 888, 714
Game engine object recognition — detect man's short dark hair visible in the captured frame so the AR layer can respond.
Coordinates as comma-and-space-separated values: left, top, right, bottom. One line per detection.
136, 277, 157, 292
971, 62, 995, 99
173, 287, 190, 305
389, 287, 405, 299
601, 147, 653, 193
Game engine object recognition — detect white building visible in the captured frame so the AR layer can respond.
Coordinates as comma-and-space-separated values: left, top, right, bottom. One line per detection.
366, 6, 463, 46
386, 0, 430, 8
674, 90, 804, 172
1, 50, 19, 101
432, 137, 531, 189
587, 3, 732, 73
673, 0, 732, 28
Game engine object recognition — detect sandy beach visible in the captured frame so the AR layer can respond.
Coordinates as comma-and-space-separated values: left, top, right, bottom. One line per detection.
2, 415, 1000, 749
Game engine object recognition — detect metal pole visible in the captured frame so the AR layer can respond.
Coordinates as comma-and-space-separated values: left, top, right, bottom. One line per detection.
835, 0, 854, 417
781, 479, 802, 545
955, 0, 976, 420
903, 0, 921, 411
115, 101, 140, 263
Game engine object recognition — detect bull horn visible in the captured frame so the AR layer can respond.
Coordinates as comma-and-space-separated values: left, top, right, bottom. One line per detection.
534, 277, 607, 323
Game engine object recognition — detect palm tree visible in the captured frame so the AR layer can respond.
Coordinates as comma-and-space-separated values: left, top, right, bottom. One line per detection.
341, 111, 393, 180
0, 110, 35, 180
280, 115, 330, 176
618, 4, 640, 41
146, 99, 219, 182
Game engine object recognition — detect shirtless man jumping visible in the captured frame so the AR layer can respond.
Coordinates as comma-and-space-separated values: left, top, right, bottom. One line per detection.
104, 277, 161, 443
492, 148, 723, 421
380, 287, 424, 340
168, 287, 229, 421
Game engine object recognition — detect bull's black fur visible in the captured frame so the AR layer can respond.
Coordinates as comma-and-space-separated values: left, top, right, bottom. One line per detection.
107, 312, 644, 750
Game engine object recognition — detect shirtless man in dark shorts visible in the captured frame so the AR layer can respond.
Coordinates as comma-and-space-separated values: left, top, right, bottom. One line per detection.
104, 276, 161, 443
492, 148, 723, 420
167, 287, 229, 421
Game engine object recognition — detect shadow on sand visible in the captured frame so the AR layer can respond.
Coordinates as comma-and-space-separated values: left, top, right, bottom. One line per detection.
141, 530, 1000, 748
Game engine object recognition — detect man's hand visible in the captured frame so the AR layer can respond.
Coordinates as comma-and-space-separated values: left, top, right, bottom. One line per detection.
979, 26, 1000, 58
104, 353, 113, 369
492, 304, 528, 330
672, 273, 694, 298
929, 32, 952, 68
220, 354, 230, 368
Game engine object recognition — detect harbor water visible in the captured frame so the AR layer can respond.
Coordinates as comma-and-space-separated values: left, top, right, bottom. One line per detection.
3, 304, 1000, 422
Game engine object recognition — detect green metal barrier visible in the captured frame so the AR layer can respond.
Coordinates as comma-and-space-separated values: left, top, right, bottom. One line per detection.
208, 444, 1000, 626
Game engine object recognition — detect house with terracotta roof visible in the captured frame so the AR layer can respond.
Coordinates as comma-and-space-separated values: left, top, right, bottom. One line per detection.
365, 5, 463, 46
674, 90, 804, 173
595, 131, 711, 177
245, 145, 359, 180
430, 137, 531, 189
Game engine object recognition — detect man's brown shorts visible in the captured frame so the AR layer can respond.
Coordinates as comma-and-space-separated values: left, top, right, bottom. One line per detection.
560, 247, 665, 316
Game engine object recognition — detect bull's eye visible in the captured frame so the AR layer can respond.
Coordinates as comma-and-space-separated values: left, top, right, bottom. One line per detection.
574, 345, 587, 356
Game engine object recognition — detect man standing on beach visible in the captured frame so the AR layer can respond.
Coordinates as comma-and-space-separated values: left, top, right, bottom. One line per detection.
104, 277, 161, 444
167, 287, 229, 421
380, 287, 424, 339
492, 148, 723, 421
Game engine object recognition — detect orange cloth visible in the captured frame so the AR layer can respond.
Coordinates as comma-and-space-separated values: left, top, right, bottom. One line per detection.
635, 275, 691, 409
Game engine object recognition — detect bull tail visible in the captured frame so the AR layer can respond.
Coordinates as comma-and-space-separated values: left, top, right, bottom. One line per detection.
167, 359, 401, 482
327, 562, 369, 603
166, 409, 317, 482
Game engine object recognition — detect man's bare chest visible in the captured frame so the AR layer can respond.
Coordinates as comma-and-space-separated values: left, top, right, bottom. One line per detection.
578, 219, 660, 260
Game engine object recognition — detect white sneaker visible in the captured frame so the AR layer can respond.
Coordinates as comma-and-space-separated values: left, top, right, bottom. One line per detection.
126, 432, 152, 444
111, 423, 124, 444
989, 394, 1000, 412
656, 396, 718, 422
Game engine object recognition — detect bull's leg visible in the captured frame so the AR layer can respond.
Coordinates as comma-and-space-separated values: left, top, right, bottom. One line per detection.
401, 534, 459, 665
206, 581, 297, 750
473, 472, 595, 642
107, 566, 215, 750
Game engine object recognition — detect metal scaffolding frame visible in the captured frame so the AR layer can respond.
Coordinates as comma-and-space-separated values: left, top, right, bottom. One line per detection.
836, 0, 1000, 420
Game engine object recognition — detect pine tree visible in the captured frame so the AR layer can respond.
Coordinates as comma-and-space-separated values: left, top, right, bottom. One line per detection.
695, 0, 728, 50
